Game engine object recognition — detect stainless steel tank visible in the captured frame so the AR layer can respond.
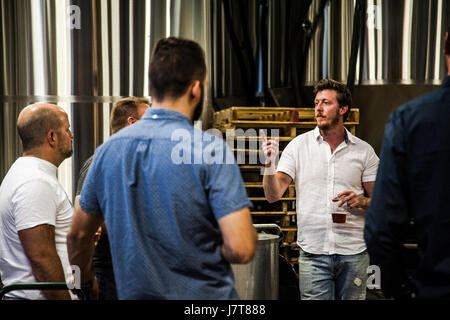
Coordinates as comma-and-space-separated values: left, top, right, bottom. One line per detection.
232, 224, 281, 300
0, 0, 212, 199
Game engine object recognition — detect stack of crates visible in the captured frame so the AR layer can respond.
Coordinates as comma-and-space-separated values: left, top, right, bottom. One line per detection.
212, 107, 360, 268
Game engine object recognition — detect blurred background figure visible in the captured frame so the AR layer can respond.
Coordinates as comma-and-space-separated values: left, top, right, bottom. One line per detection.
365, 25, 450, 300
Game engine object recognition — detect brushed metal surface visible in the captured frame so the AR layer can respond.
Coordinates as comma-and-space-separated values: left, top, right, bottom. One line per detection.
232, 233, 280, 300
232, 224, 281, 300
0, 0, 211, 199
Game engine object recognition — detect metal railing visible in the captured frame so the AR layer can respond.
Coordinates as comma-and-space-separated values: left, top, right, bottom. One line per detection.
0, 282, 86, 300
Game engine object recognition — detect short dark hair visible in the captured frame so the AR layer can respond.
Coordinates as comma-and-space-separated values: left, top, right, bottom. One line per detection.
110, 97, 150, 133
17, 108, 64, 151
313, 79, 352, 122
149, 37, 206, 102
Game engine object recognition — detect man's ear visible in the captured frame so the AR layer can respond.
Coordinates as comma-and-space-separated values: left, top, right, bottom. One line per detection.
190, 80, 201, 103
46, 129, 57, 147
339, 105, 349, 116
127, 116, 137, 125
444, 32, 450, 55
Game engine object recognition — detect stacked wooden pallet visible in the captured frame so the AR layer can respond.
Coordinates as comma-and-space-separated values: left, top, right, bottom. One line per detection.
212, 107, 360, 266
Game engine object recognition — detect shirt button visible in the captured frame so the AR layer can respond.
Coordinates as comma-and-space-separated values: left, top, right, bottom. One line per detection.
152, 115, 158, 119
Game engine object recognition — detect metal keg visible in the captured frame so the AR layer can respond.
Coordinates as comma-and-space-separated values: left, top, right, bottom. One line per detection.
232, 224, 282, 300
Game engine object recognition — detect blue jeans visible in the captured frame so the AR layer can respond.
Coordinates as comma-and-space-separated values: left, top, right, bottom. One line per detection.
298, 249, 369, 300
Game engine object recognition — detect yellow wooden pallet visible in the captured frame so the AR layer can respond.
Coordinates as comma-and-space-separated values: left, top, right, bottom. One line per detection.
281, 228, 298, 243
250, 211, 296, 216
249, 197, 296, 201
245, 182, 295, 198
213, 107, 359, 138
214, 106, 359, 128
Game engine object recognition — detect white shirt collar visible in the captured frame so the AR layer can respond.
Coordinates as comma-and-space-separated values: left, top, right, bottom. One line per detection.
313, 126, 356, 145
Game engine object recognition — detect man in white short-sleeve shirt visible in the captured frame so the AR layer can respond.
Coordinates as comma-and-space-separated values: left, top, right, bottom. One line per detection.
262, 79, 379, 300
0, 103, 75, 300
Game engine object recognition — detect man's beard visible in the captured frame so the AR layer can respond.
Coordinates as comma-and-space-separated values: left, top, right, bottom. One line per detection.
192, 83, 204, 122
59, 145, 73, 159
57, 135, 73, 159
316, 108, 340, 131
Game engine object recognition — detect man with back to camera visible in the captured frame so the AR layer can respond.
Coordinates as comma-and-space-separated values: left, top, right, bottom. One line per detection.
67, 37, 257, 299
364, 26, 450, 300
75, 97, 150, 300
262, 79, 379, 300
0, 103, 76, 300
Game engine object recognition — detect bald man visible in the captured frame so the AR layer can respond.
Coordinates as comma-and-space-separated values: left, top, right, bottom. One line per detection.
0, 103, 75, 300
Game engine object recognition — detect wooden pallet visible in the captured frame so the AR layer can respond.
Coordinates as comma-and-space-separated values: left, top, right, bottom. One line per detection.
281, 227, 297, 240
214, 106, 359, 123
214, 106, 360, 136
244, 182, 295, 198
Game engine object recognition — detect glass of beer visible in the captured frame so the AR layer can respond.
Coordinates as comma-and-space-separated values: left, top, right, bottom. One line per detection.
331, 198, 348, 223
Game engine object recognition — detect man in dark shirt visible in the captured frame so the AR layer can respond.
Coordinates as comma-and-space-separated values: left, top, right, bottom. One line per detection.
364, 26, 450, 299
76, 97, 150, 300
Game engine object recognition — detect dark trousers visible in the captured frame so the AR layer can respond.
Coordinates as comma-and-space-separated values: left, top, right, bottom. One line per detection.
95, 266, 118, 300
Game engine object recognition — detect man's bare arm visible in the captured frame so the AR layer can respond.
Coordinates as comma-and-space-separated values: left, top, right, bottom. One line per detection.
263, 171, 293, 203
260, 129, 293, 202
362, 181, 375, 209
18, 224, 71, 300
67, 196, 104, 298
218, 208, 257, 264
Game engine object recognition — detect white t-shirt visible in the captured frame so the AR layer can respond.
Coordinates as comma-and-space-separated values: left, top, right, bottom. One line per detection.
0, 157, 75, 300
276, 127, 379, 255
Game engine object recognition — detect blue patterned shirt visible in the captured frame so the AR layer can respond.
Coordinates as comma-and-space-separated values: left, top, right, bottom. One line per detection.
79, 108, 252, 299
